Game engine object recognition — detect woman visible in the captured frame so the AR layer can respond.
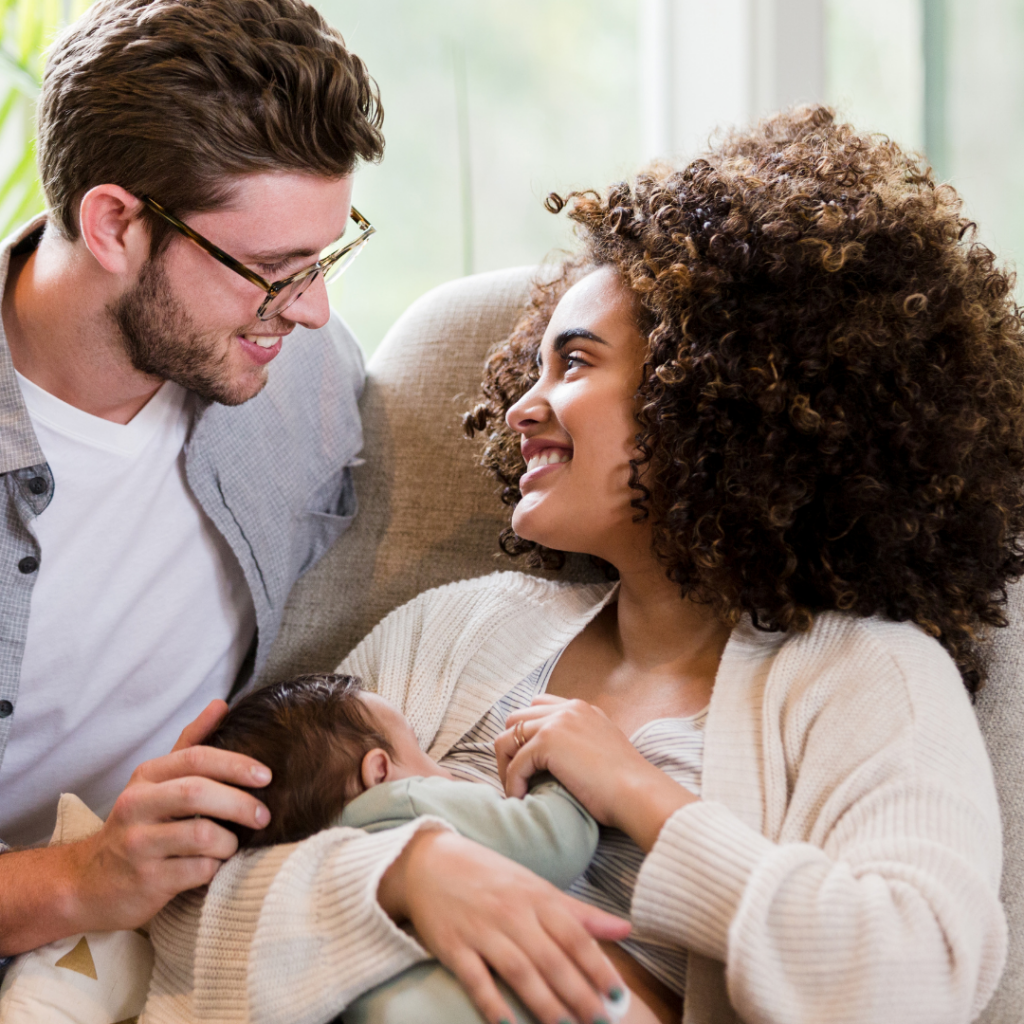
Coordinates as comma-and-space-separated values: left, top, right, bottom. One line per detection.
145, 106, 1024, 1024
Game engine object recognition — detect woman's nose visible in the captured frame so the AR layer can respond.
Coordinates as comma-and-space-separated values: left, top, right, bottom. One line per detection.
506, 380, 549, 434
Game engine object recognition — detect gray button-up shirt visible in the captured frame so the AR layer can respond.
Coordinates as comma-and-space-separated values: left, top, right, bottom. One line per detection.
0, 215, 365, 820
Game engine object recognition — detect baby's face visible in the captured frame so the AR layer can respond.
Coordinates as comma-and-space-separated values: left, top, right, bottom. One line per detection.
358, 692, 453, 782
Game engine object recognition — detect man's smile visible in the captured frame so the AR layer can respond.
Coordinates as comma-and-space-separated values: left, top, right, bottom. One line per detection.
237, 333, 284, 365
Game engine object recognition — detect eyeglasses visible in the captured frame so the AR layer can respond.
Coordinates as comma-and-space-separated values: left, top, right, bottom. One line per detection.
140, 195, 375, 321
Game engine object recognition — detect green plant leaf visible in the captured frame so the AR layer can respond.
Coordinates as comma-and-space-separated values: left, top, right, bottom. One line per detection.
0, 43, 38, 98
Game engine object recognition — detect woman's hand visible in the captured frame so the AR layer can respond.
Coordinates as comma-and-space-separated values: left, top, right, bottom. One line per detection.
378, 829, 631, 1024
496, 696, 698, 851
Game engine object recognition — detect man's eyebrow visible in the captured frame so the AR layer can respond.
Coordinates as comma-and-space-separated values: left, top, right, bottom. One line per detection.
244, 246, 320, 264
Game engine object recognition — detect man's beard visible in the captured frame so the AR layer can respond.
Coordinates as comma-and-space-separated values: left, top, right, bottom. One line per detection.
108, 256, 267, 406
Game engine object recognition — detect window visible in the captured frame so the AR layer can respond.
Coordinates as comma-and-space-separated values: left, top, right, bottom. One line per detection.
318, 0, 640, 353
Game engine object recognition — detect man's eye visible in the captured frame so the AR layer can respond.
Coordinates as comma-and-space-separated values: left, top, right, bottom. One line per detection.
258, 262, 290, 276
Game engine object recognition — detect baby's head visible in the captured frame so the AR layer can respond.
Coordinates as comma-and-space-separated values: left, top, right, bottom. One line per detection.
207, 674, 449, 848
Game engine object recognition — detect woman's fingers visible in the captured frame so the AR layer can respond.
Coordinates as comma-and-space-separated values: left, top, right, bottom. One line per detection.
495, 718, 543, 787
565, 898, 633, 943
543, 899, 630, 998
400, 833, 627, 1024
505, 734, 551, 799
478, 933, 577, 1024
447, 946, 518, 1024
507, 922, 610, 1024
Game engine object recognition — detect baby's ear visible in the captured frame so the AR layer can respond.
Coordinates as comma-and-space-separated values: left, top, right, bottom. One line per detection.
360, 748, 392, 790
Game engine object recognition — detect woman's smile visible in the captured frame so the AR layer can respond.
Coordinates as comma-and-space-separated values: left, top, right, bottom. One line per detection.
520, 439, 573, 492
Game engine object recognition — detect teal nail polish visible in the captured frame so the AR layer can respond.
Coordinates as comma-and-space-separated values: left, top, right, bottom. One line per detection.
594, 1017, 611, 1024
498, 1018, 513, 1024
607, 986, 625, 1002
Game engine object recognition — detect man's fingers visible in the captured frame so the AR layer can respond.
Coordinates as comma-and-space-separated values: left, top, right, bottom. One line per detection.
132, 817, 241, 862
157, 853, 225, 895
138, 743, 270, 790
172, 699, 230, 751
122, 775, 269, 832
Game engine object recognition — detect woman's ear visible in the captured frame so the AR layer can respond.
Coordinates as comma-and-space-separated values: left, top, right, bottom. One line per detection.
360, 748, 392, 790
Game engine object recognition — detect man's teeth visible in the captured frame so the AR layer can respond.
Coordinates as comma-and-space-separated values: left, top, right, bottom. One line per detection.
243, 335, 280, 349
526, 450, 572, 473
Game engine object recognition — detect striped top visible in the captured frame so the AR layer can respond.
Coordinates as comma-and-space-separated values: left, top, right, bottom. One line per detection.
440, 652, 707, 998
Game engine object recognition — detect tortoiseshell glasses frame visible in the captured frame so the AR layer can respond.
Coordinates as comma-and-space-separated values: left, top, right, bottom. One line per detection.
140, 195, 375, 320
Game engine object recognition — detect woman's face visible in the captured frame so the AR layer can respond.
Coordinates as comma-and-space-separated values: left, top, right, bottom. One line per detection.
506, 266, 649, 565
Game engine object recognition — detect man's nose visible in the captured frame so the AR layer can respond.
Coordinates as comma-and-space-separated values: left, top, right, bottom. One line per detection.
282, 270, 331, 331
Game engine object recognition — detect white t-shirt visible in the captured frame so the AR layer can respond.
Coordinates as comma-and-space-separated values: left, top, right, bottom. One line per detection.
0, 374, 256, 847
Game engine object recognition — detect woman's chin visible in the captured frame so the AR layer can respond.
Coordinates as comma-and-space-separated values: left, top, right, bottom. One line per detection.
512, 507, 585, 557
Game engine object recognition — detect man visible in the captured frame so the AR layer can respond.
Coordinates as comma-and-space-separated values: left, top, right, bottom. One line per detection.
0, 0, 382, 955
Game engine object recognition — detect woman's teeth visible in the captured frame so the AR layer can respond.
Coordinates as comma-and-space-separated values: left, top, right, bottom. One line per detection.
526, 450, 572, 473
244, 335, 280, 349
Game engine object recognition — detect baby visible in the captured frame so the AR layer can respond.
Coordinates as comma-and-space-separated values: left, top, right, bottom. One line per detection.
205, 674, 641, 1024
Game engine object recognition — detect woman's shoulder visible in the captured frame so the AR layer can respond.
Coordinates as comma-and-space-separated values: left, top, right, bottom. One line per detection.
340, 571, 615, 677
800, 612, 963, 694
394, 571, 615, 618
752, 612, 981, 759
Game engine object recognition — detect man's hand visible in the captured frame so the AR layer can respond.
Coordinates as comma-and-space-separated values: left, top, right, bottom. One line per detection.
0, 700, 272, 955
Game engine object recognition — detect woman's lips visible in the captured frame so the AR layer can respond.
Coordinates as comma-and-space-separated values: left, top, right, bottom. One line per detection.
238, 334, 283, 366
520, 449, 572, 493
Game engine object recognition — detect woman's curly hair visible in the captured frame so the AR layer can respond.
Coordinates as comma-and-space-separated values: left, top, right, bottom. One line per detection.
466, 105, 1024, 693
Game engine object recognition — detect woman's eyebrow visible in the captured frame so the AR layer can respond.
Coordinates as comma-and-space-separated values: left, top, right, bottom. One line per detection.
554, 328, 609, 354
535, 328, 610, 368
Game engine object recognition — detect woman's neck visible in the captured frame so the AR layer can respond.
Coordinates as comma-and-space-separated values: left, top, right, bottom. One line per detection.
609, 561, 731, 683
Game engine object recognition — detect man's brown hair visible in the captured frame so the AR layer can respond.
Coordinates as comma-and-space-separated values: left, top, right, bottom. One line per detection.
37, 0, 384, 242
206, 674, 393, 848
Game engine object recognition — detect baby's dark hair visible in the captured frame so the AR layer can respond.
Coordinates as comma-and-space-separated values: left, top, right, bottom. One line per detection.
206, 673, 393, 848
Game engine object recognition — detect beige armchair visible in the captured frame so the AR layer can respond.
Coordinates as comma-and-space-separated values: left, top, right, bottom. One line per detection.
264, 266, 1023, 1024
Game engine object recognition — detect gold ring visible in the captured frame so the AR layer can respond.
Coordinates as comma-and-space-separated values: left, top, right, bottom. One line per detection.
514, 720, 527, 749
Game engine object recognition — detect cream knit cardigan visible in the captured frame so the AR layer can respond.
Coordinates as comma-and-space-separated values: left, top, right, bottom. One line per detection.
141, 572, 1006, 1024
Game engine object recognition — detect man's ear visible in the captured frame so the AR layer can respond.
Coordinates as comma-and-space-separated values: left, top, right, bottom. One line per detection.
78, 184, 152, 276
360, 748, 392, 790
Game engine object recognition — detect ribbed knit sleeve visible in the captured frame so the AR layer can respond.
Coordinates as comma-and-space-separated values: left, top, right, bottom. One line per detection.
143, 818, 453, 1024
631, 615, 1007, 1024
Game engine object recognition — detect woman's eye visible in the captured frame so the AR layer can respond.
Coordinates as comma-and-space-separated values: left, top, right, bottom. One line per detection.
564, 350, 589, 369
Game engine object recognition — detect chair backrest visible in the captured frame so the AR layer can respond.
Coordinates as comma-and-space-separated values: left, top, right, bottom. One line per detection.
264, 265, 1023, 1022
975, 580, 1024, 1023
261, 265, 597, 684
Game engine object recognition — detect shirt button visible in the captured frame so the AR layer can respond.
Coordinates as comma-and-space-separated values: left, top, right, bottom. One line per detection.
28, 477, 46, 495
0, 700, 12, 718
18, 556, 38, 574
